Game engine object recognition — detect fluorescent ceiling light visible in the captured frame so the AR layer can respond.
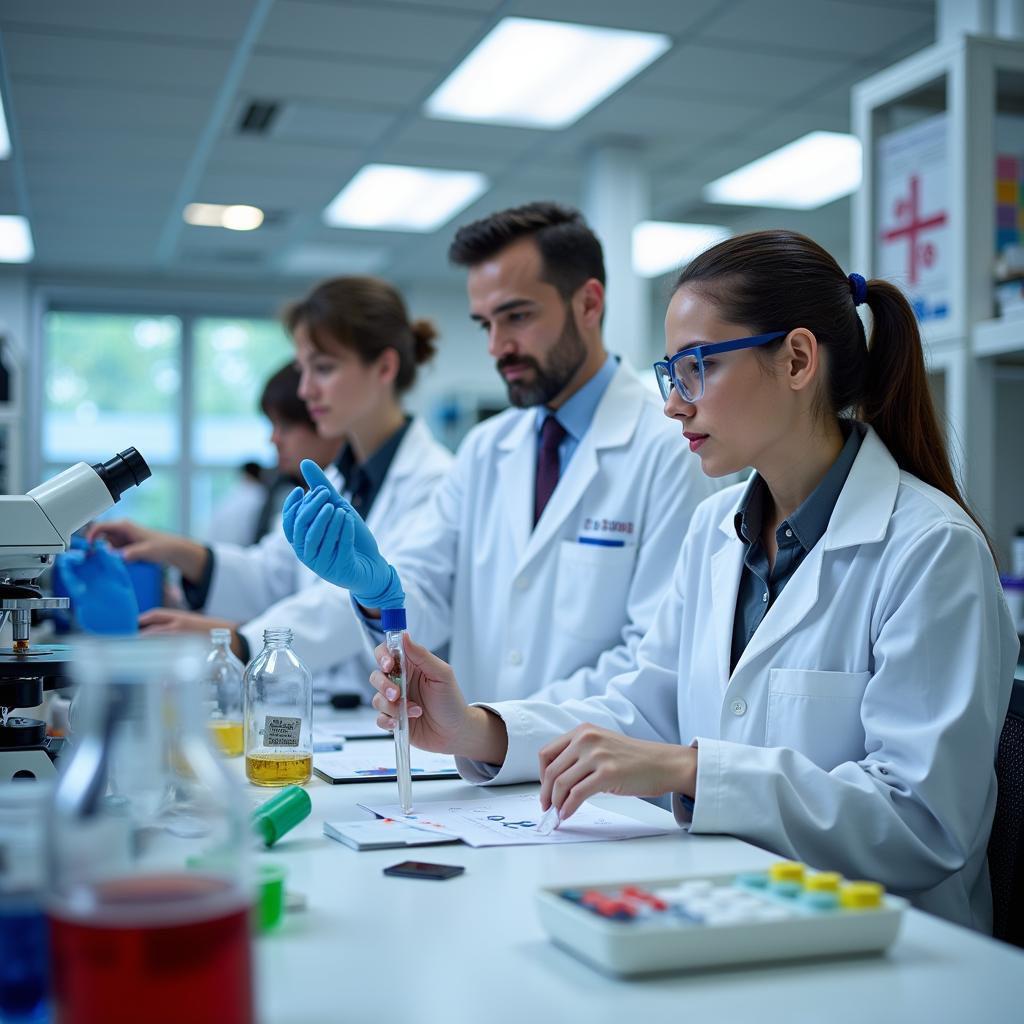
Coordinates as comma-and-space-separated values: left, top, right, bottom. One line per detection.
703, 131, 863, 210
632, 221, 730, 278
0, 92, 10, 159
425, 17, 671, 129
183, 203, 264, 231
0, 215, 33, 263
323, 164, 488, 232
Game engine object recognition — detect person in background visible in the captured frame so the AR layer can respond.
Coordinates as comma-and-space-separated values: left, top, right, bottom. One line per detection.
365, 229, 1018, 933
90, 277, 452, 702
252, 362, 340, 543
205, 461, 266, 547
283, 201, 717, 706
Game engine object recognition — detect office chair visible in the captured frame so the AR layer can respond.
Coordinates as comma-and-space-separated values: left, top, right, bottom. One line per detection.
990, 673, 1024, 947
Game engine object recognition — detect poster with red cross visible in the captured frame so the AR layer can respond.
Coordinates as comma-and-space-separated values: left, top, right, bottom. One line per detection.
876, 112, 950, 323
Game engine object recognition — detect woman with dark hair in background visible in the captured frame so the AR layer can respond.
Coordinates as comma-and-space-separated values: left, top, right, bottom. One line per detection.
91, 276, 452, 703
364, 230, 1018, 932
204, 363, 339, 548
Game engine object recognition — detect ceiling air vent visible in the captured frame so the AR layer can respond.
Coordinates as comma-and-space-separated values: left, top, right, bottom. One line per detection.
238, 100, 280, 135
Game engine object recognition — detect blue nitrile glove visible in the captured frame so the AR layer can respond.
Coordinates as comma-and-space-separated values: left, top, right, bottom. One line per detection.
281, 459, 405, 609
54, 541, 140, 634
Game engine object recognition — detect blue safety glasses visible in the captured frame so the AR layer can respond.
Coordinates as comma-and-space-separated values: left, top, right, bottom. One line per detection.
652, 331, 788, 403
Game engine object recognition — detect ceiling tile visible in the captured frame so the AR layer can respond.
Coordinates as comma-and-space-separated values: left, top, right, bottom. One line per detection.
640, 43, 844, 105
3, 29, 232, 95
10, 81, 210, 137
376, 0, 500, 10
271, 101, 399, 148
700, 0, 932, 58
506, 0, 723, 35
0, 0, 254, 41
258, 1, 487, 64
240, 52, 436, 109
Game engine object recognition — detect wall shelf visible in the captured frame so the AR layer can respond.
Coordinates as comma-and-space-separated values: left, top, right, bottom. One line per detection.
853, 33, 1024, 564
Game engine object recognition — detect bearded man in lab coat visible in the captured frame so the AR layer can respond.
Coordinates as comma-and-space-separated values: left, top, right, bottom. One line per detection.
286, 202, 718, 705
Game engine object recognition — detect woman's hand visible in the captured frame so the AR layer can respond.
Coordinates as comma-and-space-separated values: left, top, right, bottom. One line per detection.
370, 633, 508, 764
87, 520, 209, 582
138, 609, 243, 656
88, 519, 169, 562
538, 725, 698, 824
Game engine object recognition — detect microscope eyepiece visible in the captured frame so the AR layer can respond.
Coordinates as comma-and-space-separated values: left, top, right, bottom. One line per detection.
91, 448, 151, 502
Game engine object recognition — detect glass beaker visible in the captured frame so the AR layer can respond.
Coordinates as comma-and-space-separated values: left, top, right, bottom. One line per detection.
244, 627, 313, 787
0, 781, 52, 1023
46, 635, 254, 1024
205, 628, 245, 757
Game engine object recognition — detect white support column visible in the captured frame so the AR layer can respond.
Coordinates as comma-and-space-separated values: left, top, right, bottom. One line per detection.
582, 144, 650, 370
996, 0, 1024, 37
937, 0, 995, 41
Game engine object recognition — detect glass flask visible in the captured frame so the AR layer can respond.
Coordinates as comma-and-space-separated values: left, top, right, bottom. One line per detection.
46, 635, 254, 1024
243, 627, 313, 787
204, 628, 245, 758
0, 781, 52, 1023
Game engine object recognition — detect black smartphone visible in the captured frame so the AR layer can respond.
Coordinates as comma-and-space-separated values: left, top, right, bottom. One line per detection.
329, 693, 362, 710
383, 860, 465, 881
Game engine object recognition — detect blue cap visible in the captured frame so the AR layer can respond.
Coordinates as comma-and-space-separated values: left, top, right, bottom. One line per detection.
381, 607, 407, 632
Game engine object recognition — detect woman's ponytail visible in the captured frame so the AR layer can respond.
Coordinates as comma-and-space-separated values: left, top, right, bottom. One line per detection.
860, 280, 991, 548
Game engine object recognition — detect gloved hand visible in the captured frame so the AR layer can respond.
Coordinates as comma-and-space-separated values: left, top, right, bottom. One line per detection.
55, 540, 140, 634
282, 459, 405, 609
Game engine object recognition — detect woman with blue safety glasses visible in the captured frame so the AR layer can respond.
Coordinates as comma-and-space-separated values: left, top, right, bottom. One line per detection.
366, 229, 1018, 932
653, 330, 787, 406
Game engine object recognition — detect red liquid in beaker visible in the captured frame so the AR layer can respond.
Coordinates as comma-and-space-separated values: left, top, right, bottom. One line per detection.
49, 873, 253, 1024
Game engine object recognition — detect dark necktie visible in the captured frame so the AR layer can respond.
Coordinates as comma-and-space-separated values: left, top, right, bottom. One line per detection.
534, 414, 567, 526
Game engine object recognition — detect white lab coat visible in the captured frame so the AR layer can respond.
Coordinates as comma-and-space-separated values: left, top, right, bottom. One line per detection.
373, 361, 718, 704
203, 418, 453, 698
462, 426, 1018, 931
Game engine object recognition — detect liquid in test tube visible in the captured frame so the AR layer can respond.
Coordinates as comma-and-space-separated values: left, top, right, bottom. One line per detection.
381, 607, 413, 814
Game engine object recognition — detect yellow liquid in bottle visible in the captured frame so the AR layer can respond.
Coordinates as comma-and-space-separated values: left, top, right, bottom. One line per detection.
208, 719, 244, 758
245, 751, 312, 787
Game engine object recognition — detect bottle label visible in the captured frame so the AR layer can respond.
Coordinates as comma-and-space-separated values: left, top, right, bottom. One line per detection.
263, 716, 302, 747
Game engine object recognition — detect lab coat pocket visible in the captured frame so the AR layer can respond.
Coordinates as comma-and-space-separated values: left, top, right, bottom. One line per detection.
554, 540, 637, 643
765, 668, 870, 770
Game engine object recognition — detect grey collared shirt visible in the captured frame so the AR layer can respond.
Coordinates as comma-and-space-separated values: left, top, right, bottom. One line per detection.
729, 423, 863, 673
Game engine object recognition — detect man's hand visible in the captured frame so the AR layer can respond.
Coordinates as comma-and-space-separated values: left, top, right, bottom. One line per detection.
369, 632, 508, 764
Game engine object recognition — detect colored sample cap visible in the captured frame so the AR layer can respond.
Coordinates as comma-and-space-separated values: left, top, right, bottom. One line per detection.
254, 863, 286, 931
805, 871, 842, 893
768, 861, 805, 884
840, 881, 884, 910
251, 785, 312, 847
381, 607, 407, 632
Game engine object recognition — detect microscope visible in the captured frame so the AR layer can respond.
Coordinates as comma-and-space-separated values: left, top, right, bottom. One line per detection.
0, 448, 151, 780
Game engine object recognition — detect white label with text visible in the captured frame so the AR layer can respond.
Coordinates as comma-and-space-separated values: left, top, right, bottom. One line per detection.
264, 716, 301, 747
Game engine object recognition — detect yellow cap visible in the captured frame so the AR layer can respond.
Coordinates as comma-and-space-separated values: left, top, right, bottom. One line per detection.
768, 861, 805, 884
805, 872, 842, 893
840, 881, 884, 909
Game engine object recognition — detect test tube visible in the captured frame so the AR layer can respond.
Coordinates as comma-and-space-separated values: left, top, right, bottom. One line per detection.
381, 608, 413, 814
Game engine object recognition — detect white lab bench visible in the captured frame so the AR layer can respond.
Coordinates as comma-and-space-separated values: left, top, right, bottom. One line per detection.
232, 747, 1024, 1024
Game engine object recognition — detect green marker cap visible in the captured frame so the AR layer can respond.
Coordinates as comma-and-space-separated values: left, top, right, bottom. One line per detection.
251, 785, 312, 847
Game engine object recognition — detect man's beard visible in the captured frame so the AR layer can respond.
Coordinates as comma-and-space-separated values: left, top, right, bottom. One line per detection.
497, 308, 588, 408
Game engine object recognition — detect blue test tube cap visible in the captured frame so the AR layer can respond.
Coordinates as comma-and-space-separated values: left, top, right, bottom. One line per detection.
381, 607, 407, 632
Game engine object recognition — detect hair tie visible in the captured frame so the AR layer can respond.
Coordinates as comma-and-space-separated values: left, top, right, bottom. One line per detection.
848, 273, 868, 306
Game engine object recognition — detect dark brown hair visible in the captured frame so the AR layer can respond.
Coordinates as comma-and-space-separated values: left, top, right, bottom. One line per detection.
282, 276, 437, 395
260, 361, 315, 428
675, 229, 990, 543
449, 201, 605, 299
